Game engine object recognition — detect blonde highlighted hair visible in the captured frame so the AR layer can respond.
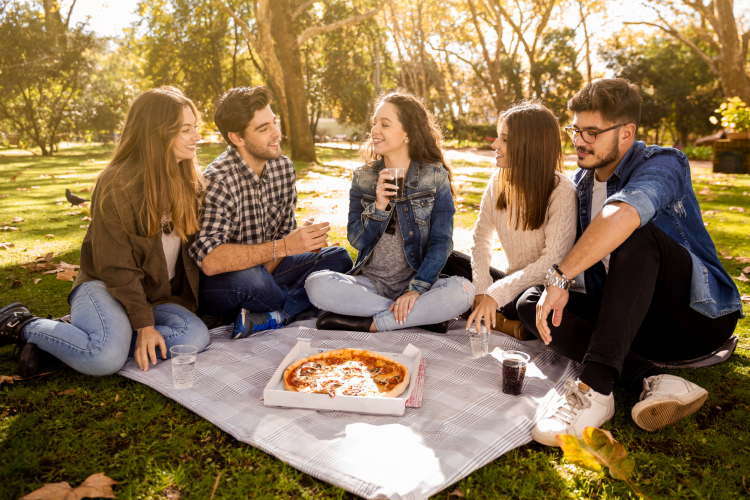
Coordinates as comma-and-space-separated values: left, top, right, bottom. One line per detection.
96, 86, 204, 241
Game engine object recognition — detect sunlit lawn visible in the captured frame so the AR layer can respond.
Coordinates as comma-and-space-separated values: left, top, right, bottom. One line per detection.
0, 144, 748, 499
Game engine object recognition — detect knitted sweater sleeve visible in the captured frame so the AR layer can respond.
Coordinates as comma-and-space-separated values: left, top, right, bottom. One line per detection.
470, 174, 499, 296
484, 175, 577, 309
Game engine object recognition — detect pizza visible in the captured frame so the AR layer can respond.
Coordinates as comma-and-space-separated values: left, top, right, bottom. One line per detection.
283, 348, 410, 398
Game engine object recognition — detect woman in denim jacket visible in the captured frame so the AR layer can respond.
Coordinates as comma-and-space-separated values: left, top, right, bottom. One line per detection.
306, 90, 475, 333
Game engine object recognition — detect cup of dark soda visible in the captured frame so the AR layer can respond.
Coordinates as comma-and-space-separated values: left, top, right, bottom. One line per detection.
501, 350, 530, 395
386, 167, 406, 199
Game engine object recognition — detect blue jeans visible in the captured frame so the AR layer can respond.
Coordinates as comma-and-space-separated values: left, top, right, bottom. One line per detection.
305, 272, 475, 331
21, 280, 210, 376
199, 246, 353, 322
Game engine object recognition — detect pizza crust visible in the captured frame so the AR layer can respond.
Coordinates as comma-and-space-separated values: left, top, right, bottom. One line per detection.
283, 348, 410, 398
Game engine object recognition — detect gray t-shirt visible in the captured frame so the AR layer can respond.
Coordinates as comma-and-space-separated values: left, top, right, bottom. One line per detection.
360, 212, 417, 300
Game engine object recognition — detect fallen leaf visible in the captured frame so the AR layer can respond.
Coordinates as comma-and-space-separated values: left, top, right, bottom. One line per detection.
744, 266, 750, 274
55, 202, 62, 205
79, 224, 89, 229
21, 472, 118, 500
49, 217, 62, 222
0, 227, 19, 231
115, 411, 123, 418
719, 251, 732, 259
9, 176, 16, 181
698, 187, 712, 195
11, 279, 22, 288
81, 216, 91, 221
557, 427, 635, 481
0, 375, 20, 385
703, 210, 720, 215
741, 295, 750, 304
36, 252, 54, 262
735, 273, 750, 282
729, 206, 746, 213
56, 388, 76, 395
64, 211, 82, 216
34, 278, 41, 284
448, 486, 465, 497
735, 256, 750, 263
704, 222, 710, 226
11, 217, 24, 223
31, 186, 40, 189
0, 194, 9, 198
0, 242, 14, 250
45, 234, 55, 239
115, 394, 119, 402
56, 270, 79, 282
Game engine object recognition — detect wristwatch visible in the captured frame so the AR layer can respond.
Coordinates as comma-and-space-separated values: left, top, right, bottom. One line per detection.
544, 264, 575, 290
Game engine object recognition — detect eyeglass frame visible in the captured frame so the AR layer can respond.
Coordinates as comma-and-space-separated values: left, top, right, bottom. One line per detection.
564, 123, 627, 144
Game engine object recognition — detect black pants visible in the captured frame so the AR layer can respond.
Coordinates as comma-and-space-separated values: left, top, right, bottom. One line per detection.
441, 251, 523, 319
516, 222, 739, 396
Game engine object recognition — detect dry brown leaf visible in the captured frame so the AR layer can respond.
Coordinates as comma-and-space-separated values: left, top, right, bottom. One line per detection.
64, 211, 82, 216
114, 394, 119, 402
1, 226, 19, 231
34, 263, 53, 270
736, 257, 750, 264
698, 187, 712, 195
729, 206, 746, 213
0, 242, 14, 250
45, 234, 55, 239
703, 210, 720, 215
448, 487, 465, 497
79, 225, 89, 229
735, 273, 750, 282
11, 217, 24, 222
56, 388, 76, 395
719, 251, 732, 259
744, 266, 750, 275
21, 473, 118, 500
0, 194, 9, 198
11, 279, 22, 288
700, 197, 716, 202
81, 216, 91, 221
34, 278, 41, 284
56, 270, 79, 282
49, 217, 62, 222
9, 175, 17, 181
0, 374, 20, 385
741, 295, 750, 304
36, 252, 54, 262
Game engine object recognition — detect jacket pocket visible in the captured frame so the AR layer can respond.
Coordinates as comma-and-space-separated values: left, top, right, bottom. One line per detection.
127, 233, 155, 269
411, 194, 435, 225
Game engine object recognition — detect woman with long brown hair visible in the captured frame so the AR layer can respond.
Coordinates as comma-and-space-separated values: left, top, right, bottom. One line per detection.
0, 86, 210, 376
305, 89, 475, 333
457, 100, 578, 338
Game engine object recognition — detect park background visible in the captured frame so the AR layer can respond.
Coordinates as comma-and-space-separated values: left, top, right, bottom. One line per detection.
0, 0, 749, 499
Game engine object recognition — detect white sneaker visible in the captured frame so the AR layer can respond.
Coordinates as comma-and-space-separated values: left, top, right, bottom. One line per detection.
631, 374, 708, 432
532, 378, 615, 447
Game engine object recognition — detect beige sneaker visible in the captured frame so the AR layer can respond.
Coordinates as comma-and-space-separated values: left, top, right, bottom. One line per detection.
494, 312, 528, 341
631, 374, 708, 432
532, 378, 615, 447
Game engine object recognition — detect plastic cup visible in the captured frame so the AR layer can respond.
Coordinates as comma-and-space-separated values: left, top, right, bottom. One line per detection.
468, 324, 489, 357
170, 345, 198, 389
501, 350, 530, 395
386, 168, 406, 199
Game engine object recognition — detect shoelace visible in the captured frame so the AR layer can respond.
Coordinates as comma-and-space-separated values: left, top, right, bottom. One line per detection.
639, 375, 661, 401
551, 378, 592, 425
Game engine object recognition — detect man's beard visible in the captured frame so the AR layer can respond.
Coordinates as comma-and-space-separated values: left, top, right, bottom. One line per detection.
577, 133, 619, 171
240, 139, 282, 162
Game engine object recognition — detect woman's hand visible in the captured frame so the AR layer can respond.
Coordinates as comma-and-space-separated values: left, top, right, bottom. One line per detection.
472, 293, 485, 311
466, 294, 498, 332
375, 169, 397, 211
135, 326, 167, 371
390, 290, 421, 324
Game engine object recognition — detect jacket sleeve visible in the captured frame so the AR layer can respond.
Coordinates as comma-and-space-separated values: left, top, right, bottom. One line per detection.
408, 169, 455, 293
470, 174, 498, 295
347, 169, 391, 251
484, 178, 577, 308
89, 195, 155, 330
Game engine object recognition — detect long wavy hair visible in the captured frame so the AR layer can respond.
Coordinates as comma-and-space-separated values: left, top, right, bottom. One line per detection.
359, 89, 457, 197
95, 86, 204, 241
496, 100, 563, 231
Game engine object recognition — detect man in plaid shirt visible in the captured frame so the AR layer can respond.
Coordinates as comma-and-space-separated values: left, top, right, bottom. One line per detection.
190, 86, 352, 338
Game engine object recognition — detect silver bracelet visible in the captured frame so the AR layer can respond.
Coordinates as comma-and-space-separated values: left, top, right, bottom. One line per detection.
273, 239, 277, 262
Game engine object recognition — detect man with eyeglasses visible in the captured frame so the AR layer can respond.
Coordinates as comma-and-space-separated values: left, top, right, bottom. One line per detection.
516, 78, 742, 446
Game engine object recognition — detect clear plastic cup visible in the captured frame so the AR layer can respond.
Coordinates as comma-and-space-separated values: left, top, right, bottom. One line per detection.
468, 324, 489, 357
170, 345, 198, 389
386, 167, 406, 199
501, 350, 530, 395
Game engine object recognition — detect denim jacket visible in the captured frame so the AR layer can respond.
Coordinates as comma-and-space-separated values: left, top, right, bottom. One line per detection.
573, 141, 742, 319
347, 159, 455, 294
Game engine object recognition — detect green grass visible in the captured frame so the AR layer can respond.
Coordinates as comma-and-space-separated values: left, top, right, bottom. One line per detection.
1, 145, 749, 499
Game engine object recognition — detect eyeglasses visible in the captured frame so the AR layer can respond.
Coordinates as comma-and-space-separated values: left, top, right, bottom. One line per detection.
565, 124, 626, 144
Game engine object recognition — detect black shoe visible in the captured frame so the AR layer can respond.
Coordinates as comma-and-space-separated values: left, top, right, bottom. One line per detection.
316, 312, 373, 332
18, 343, 50, 378
419, 320, 452, 334
0, 303, 37, 347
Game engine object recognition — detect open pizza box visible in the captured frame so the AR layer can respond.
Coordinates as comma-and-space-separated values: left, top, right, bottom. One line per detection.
263, 339, 423, 416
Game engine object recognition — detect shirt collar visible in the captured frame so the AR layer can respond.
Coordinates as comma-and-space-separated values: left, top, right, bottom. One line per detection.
227, 146, 265, 187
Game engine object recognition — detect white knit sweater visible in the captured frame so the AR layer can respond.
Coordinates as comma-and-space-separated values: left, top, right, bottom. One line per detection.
470, 171, 578, 308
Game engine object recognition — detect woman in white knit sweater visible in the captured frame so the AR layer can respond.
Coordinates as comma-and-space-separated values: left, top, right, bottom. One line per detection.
464, 100, 577, 339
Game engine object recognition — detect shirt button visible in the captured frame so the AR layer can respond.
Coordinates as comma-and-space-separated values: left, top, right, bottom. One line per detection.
411, 252, 414, 256
404, 207, 408, 212
582, 210, 586, 214
409, 231, 413, 235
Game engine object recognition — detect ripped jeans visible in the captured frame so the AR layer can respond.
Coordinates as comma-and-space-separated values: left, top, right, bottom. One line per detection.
305, 271, 475, 331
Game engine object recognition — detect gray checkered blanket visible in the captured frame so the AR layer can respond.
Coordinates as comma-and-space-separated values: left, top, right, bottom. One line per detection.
119, 319, 581, 500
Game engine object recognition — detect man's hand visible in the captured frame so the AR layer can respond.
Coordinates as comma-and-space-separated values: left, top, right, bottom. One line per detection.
535, 286, 569, 345
135, 326, 167, 371
390, 290, 421, 324
466, 294, 498, 332
283, 221, 330, 255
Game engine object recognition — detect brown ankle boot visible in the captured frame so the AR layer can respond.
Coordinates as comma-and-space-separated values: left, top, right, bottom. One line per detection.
494, 312, 528, 341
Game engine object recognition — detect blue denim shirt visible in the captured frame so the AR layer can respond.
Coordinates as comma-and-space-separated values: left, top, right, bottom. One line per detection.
573, 141, 742, 319
347, 159, 455, 294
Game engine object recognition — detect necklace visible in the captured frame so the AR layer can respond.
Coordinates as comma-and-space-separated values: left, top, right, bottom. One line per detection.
161, 212, 174, 235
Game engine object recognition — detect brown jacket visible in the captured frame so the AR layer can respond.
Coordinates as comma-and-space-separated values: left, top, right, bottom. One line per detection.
71, 168, 200, 330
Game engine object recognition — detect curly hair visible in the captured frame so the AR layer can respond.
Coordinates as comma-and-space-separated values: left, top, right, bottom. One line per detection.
359, 89, 456, 197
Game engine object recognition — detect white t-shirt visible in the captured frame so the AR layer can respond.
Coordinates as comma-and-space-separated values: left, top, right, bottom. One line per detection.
591, 177, 611, 273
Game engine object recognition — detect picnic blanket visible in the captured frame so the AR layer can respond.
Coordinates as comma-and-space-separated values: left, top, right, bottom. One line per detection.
119, 319, 580, 500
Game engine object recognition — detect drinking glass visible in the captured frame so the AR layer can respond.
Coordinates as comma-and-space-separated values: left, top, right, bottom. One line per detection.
501, 350, 530, 395
468, 324, 489, 357
386, 167, 406, 199
170, 345, 198, 389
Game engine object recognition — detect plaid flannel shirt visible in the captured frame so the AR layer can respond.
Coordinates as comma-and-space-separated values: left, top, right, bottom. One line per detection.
190, 146, 298, 267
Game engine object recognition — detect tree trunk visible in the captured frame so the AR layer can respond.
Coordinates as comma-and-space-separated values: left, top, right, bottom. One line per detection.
714, 0, 750, 102
270, 0, 316, 162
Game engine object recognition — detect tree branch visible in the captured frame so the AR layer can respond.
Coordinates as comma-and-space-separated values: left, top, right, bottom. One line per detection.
623, 20, 716, 70
292, 0, 315, 19
742, 29, 750, 76
213, 0, 258, 47
64, 0, 77, 28
297, 0, 387, 46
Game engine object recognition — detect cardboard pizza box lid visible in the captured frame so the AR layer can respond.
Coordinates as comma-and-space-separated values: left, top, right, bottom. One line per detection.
263, 339, 422, 416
